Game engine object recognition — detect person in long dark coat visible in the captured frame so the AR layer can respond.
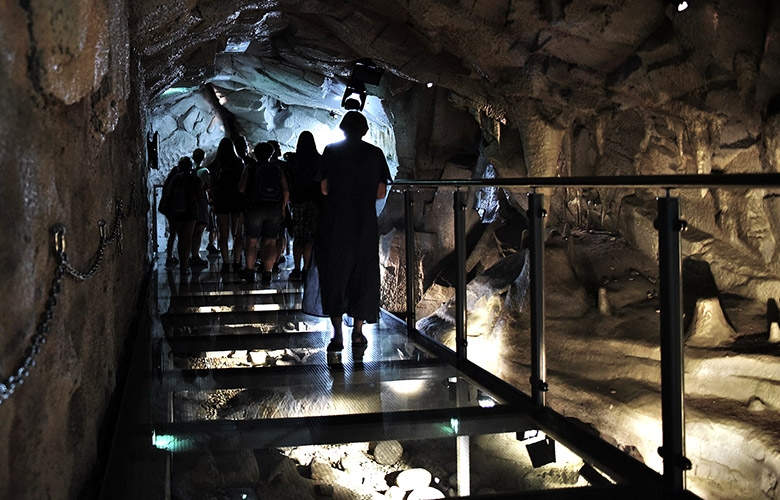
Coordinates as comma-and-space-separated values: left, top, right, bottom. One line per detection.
310, 111, 392, 351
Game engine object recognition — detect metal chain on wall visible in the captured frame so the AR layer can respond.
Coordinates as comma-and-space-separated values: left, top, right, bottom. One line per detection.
0, 183, 144, 406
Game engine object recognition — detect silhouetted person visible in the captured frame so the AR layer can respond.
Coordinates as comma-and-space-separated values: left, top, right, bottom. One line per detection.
306, 112, 392, 351
161, 156, 201, 274
161, 161, 181, 267
190, 148, 209, 269
195, 148, 219, 256
268, 140, 290, 272
286, 131, 322, 280
238, 142, 289, 283
209, 137, 245, 273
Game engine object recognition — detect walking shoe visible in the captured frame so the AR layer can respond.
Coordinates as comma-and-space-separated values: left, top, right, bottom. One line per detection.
260, 271, 272, 283
220, 263, 230, 274
206, 244, 219, 255
190, 256, 208, 268
165, 257, 178, 267
232, 262, 242, 272
289, 269, 302, 281
239, 268, 256, 283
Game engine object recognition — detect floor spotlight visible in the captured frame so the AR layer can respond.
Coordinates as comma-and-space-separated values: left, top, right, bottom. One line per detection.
526, 436, 556, 468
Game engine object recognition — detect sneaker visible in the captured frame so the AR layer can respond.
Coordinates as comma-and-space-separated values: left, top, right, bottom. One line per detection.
260, 271, 272, 283
289, 269, 302, 281
232, 262, 243, 272
190, 256, 208, 268
165, 257, 178, 267
220, 263, 230, 274
239, 268, 256, 283
206, 244, 219, 255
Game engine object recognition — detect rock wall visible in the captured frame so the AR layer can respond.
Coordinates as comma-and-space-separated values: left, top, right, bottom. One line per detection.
0, 1, 147, 499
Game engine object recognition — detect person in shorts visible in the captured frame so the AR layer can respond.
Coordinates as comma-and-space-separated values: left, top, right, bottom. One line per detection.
238, 142, 289, 283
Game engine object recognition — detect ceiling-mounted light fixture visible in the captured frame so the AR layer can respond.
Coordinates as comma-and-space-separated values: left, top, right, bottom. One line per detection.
677, 1, 688, 11
341, 58, 384, 111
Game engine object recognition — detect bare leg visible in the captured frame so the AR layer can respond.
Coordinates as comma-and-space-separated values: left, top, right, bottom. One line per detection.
260, 238, 277, 272
191, 223, 206, 259
328, 315, 343, 350
217, 214, 231, 264
244, 237, 259, 271
176, 220, 196, 271
292, 239, 304, 272
166, 220, 176, 260
231, 213, 244, 265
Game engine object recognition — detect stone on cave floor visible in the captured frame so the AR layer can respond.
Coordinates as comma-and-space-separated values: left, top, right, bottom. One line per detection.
686, 297, 737, 348
598, 287, 611, 316
416, 283, 454, 320
770, 322, 780, 343
372, 440, 404, 466
310, 458, 347, 483
385, 486, 406, 500
406, 486, 445, 499
248, 350, 267, 364
395, 468, 432, 490
747, 396, 766, 412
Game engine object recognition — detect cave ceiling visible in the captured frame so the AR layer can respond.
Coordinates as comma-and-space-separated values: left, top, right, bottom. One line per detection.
133, 0, 780, 129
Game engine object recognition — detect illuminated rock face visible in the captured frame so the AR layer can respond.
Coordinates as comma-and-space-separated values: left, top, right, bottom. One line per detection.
4, 1, 780, 500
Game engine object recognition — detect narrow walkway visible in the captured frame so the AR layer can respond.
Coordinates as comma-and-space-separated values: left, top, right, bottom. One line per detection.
100, 251, 662, 499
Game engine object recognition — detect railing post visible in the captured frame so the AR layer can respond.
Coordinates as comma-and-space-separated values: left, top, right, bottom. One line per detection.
655, 194, 690, 494
404, 190, 417, 335
528, 192, 547, 407
454, 189, 468, 361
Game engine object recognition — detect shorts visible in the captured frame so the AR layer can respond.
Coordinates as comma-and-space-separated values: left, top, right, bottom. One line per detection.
245, 204, 283, 239
291, 201, 320, 243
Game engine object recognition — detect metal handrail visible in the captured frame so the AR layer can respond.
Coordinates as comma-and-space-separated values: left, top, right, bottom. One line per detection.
392, 172, 780, 188
389, 174, 774, 497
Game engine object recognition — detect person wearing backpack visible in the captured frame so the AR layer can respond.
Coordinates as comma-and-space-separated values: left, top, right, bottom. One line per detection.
238, 142, 289, 283
160, 156, 201, 275
208, 138, 246, 273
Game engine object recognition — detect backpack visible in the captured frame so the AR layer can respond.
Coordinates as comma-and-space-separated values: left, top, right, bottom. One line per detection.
159, 173, 187, 216
248, 163, 282, 205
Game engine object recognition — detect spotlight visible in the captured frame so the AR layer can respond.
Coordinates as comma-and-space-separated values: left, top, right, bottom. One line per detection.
526, 436, 556, 468
677, 1, 688, 11
426, 82, 434, 88
340, 58, 383, 111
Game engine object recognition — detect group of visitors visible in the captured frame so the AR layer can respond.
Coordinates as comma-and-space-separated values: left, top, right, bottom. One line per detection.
159, 111, 391, 351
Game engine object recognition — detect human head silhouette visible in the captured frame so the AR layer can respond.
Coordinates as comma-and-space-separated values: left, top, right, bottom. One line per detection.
216, 137, 239, 161
296, 131, 318, 156
192, 148, 205, 166
339, 111, 368, 139
177, 156, 193, 173
253, 142, 274, 163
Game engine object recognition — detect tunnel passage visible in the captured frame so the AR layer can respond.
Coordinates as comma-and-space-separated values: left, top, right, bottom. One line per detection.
6, 2, 780, 500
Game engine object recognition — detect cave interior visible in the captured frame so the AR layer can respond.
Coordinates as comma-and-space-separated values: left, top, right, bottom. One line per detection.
2, 1, 780, 500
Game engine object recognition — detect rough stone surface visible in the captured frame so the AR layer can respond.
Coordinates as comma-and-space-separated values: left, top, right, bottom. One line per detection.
7, 1, 780, 499
395, 468, 432, 491
372, 440, 403, 466
686, 298, 737, 348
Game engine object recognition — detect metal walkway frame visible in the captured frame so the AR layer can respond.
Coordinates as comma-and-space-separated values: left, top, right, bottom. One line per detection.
100, 173, 780, 500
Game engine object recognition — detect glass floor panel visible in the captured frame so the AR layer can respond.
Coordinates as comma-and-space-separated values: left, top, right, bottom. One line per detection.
100, 253, 666, 500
